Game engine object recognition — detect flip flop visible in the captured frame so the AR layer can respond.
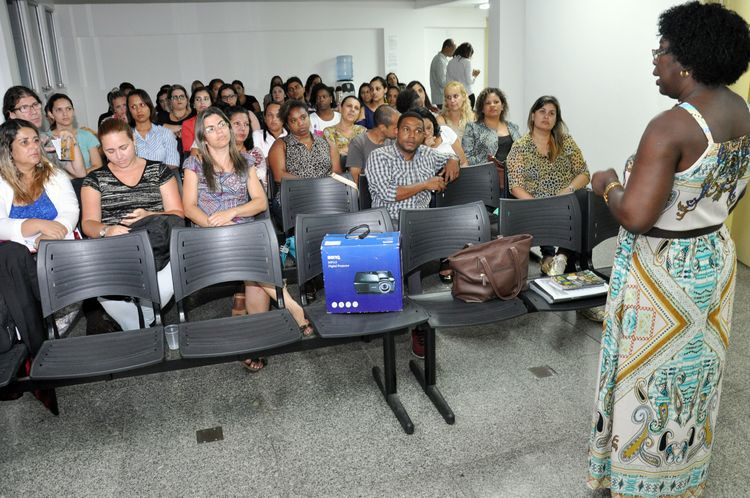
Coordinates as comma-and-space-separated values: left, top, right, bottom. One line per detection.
242, 357, 267, 373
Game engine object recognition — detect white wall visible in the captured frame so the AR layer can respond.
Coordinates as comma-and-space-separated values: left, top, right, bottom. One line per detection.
54, 1, 488, 127
519, 0, 683, 174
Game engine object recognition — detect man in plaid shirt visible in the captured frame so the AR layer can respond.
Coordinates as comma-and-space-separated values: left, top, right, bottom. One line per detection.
366, 110, 460, 223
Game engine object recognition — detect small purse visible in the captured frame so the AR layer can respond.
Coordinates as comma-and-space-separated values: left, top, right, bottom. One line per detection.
447, 234, 533, 302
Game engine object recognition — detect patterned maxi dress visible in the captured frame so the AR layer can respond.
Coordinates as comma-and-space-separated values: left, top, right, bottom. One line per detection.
587, 102, 750, 497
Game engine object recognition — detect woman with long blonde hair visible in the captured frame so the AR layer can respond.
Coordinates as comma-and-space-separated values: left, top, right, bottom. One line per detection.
437, 81, 474, 140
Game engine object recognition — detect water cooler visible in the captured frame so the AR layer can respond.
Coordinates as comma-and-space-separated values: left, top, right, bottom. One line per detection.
335, 55, 355, 103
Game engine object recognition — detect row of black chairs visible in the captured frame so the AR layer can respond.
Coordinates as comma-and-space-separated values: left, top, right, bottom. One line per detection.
0, 164, 619, 434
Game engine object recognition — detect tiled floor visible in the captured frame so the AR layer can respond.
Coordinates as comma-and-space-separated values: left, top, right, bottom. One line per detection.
1, 243, 749, 497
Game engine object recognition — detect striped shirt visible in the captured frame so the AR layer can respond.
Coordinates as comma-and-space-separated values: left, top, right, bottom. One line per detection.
82, 161, 174, 225
366, 144, 450, 220
133, 124, 179, 167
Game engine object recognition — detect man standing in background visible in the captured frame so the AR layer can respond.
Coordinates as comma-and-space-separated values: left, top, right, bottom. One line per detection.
429, 39, 455, 110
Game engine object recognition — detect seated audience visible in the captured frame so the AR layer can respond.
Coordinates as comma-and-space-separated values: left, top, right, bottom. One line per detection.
44, 93, 103, 171
462, 87, 520, 168
232, 80, 261, 114
181, 107, 313, 372
109, 91, 129, 124
0, 119, 79, 250
208, 78, 224, 101
268, 100, 341, 217
217, 83, 260, 132
386, 85, 400, 107
284, 77, 305, 102
309, 84, 340, 136
386, 72, 404, 90
323, 95, 366, 163
181, 87, 213, 154
81, 118, 183, 330
358, 76, 387, 129
406, 80, 439, 113
304, 74, 322, 110
0, 119, 80, 358
252, 102, 287, 158
506, 95, 590, 275
347, 105, 399, 185
3, 86, 86, 178
358, 82, 372, 108
160, 85, 194, 140
226, 106, 268, 192
127, 89, 179, 169
155, 87, 171, 124
416, 107, 467, 166
191, 80, 204, 93
395, 88, 420, 114
366, 110, 459, 223
437, 81, 474, 140
263, 75, 284, 108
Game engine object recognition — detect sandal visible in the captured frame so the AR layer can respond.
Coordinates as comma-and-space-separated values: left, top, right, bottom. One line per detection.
242, 357, 267, 372
439, 271, 453, 284
300, 322, 315, 337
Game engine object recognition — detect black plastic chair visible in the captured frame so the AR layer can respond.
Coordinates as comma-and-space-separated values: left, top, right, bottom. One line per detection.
294, 208, 429, 434
497, 193, 606, 312
280, 176, 359, 235
434, 162, 500, 211
31, 232, 165, 381
577, 189, 620, 279
358, 174, 372, 210
400, 201, 528, 424
170, 220, 301, 359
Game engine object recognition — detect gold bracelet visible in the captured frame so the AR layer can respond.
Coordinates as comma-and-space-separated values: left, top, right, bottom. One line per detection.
603, 181, 623, 205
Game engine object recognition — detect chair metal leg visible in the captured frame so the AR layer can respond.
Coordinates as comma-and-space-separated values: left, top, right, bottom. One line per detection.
372, 331, 414, 435
409, 326, 455, 425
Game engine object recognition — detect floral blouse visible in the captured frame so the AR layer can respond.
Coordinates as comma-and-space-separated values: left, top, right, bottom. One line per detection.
323, 124, 366, 155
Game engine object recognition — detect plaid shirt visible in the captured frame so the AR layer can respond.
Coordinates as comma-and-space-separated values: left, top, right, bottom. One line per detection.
366, 144, 450, 220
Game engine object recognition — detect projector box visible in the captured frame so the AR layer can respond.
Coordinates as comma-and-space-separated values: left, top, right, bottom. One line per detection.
321, 231, 402, 313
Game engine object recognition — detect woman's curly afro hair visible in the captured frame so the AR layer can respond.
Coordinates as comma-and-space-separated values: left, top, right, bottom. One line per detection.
659, 1, 750, 86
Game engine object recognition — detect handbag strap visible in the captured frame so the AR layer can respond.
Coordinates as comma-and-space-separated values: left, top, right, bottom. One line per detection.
477, 246, 524, 300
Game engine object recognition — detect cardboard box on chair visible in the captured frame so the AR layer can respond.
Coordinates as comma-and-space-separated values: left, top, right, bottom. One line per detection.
321, 231, 403, 313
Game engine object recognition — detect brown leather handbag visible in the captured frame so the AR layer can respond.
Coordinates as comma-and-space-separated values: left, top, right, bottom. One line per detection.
447, 234, 533, 302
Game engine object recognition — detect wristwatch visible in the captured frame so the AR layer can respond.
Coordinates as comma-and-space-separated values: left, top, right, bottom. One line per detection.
99, 226, 108, 238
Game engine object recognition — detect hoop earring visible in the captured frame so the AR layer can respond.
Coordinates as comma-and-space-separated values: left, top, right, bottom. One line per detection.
680, 69, 690, 78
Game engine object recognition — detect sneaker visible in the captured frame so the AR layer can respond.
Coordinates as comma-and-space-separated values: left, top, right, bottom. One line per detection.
411, 329, 425, 359
540, 256, 554, 276
579, 306, 606, 322
548, 254, 568, 276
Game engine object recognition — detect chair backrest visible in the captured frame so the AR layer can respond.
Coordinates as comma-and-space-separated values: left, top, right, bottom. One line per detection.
266, 166, 276, 201
497, 193, 583, 252
280, 176, 359, 233
295, 208, 393, 297
358, 174, 372, 210
170, 219, 283, 304
400, 201, 490, 294
584, 189, 620, 250
434, 162, 500, 209
36, 231, 161, 318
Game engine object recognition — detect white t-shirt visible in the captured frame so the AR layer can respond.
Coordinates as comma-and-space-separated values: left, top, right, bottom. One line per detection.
252, 129, 288, 158
309, 112, 341, 136
434, 126, 458, 157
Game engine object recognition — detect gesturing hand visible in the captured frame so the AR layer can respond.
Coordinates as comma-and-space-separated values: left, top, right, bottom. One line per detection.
591, 169, 620, 196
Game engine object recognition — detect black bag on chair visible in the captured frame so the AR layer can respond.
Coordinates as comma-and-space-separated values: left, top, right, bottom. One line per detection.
128, 214, 185, 271
0, 294, 16, 353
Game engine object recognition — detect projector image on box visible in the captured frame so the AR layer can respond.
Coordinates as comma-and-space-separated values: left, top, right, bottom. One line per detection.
354, 271, 396, 294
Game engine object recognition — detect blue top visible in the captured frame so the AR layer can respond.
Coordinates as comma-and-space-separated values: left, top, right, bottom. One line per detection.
357, 105, 376, 130
9, 190, 59, 220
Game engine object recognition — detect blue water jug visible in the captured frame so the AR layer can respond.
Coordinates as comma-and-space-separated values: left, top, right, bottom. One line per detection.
336, 55, 353, 81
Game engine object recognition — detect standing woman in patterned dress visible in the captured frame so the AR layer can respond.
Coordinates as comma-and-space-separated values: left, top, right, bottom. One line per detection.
587, 3, 750, 496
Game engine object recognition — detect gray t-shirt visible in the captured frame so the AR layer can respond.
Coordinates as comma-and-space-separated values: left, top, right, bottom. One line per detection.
347, 132, 390, 172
